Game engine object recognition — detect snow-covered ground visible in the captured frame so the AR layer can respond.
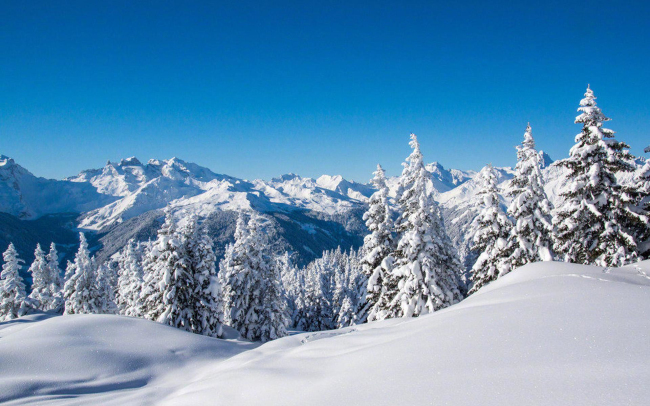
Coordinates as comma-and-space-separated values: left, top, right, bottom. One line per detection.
2, 260, 649, 405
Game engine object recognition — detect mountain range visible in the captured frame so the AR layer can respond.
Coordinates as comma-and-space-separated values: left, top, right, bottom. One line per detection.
0, 150, 619, 278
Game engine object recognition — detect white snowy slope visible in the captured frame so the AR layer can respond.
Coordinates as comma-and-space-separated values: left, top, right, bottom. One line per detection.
0, 314, 255, 405
0, 155, 117, 219
2, 260, 649, 405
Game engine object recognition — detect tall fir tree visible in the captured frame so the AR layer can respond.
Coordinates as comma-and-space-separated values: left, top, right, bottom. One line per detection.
140, 209, 182, 322
220, 213, 288, 341
469, 164, 513, 294
502, 124, 554, 273
116, 239, 144, 316
96, 262, 118, 314
360, 164, 396, 323
375, 134, 462, 319
0, 243, 27, 321
63, 233, 103, 314
183, 216, 225, 338
45, 243, 64, 312
623, 150, 650, 259
552, 86, 639, 267
27, 244, 51, 311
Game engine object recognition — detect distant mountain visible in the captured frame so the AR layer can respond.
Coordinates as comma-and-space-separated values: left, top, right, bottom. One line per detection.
0, 155, 116, 219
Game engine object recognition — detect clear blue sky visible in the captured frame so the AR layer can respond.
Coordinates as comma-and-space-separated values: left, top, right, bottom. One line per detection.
1, 1, 648, 182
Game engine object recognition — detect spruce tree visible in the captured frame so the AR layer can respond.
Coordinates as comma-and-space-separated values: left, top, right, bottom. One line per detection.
140, 209, 182, 322
0, 243, 27, 321
116, 239, 144, 316
278, 252, 299, 320
220, 213, 288, 341
27, 244, 51, 311
623, 150, 650, 259
376, 134, 462, 319
292, 262, 331, 332
552, 86, 638, 266
96, 262, 118, 314
45, 243, 64, 312
502, 124, 554, 273
184, 216, 225, 338
63, 233, 102, 314
360, 164, 396, 323
257, 251, 288, 342
469, 164, 513, 294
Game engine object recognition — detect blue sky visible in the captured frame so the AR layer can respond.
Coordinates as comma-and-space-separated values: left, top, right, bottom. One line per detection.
1, 1, 648, 182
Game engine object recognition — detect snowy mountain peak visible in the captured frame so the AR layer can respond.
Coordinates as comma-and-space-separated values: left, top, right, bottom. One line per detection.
539, 151, 554, 168
117, 157, 143, 167
316, 174, 374, 201
271, 173, 304, 183
0, 155, 16, 167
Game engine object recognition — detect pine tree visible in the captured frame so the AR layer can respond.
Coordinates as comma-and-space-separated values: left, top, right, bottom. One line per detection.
220, 212, 288, 341
552, 86, 639, 267
375, 134, 462, 319
502, 124, 554, 273
292, 261, 332, 332
278, 252, 299, 320
0, 243, 27, 321
45, 243, 64, 312
623, 150, 650, 259
63, 233, 102, 314
184, 216, 225, 338
140, 209, 182, 322
116, 239, 144, 316
27, 244, 51, 311
360, 164, 396, 323
469, 164, 513, 294
257, 251, 289, 342
96, 262, 118, 314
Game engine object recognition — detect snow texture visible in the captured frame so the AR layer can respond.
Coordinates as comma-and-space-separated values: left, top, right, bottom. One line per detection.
1, 260, 649, 405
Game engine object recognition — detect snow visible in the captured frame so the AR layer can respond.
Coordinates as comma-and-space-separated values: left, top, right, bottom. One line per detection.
2, 260, 649, 405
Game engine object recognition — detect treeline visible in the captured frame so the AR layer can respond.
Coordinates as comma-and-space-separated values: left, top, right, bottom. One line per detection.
1, 85, 649, 341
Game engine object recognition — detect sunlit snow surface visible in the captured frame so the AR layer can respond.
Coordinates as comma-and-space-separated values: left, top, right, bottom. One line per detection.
1, 261, 649, 405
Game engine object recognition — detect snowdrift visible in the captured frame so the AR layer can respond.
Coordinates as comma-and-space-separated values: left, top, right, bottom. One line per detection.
2, 261, 649, 405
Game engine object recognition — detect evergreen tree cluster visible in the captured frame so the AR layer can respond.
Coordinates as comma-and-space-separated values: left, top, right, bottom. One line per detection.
285, 247, 365, 331
361, 133, 464, 321
468, 86, 650, 293
2, 85, 649, 337
0, 210, 288, 342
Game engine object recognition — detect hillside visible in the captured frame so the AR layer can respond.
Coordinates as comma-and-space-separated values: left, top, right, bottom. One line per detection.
1, 260, 649, 405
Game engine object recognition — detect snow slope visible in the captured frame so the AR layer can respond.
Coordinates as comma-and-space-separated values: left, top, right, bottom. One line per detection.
2, 260, 649, 405
0, 314, 254, 405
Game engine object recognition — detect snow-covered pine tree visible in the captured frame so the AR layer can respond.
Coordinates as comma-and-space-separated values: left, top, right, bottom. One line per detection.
63, 233, 102, 314
360, 164, 396, 323
623, 150, 650, 259
140, 209, 182, 322
0, 243, 27, 321
184, 216, 224, 338
278, 252, 299, 319
292, 261, 331, 331
116, 239, 144, 316
469, 164, 513, 295
45, 243, 64, 312
257, 248, 289, 342
219, 212, 250, 328
502, 124, 554, 273
96, 262, 118, 314
220, 212, 288, 341
552, 86, 639, 267
27, 244, 50, 311
375, 134, 462, 319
